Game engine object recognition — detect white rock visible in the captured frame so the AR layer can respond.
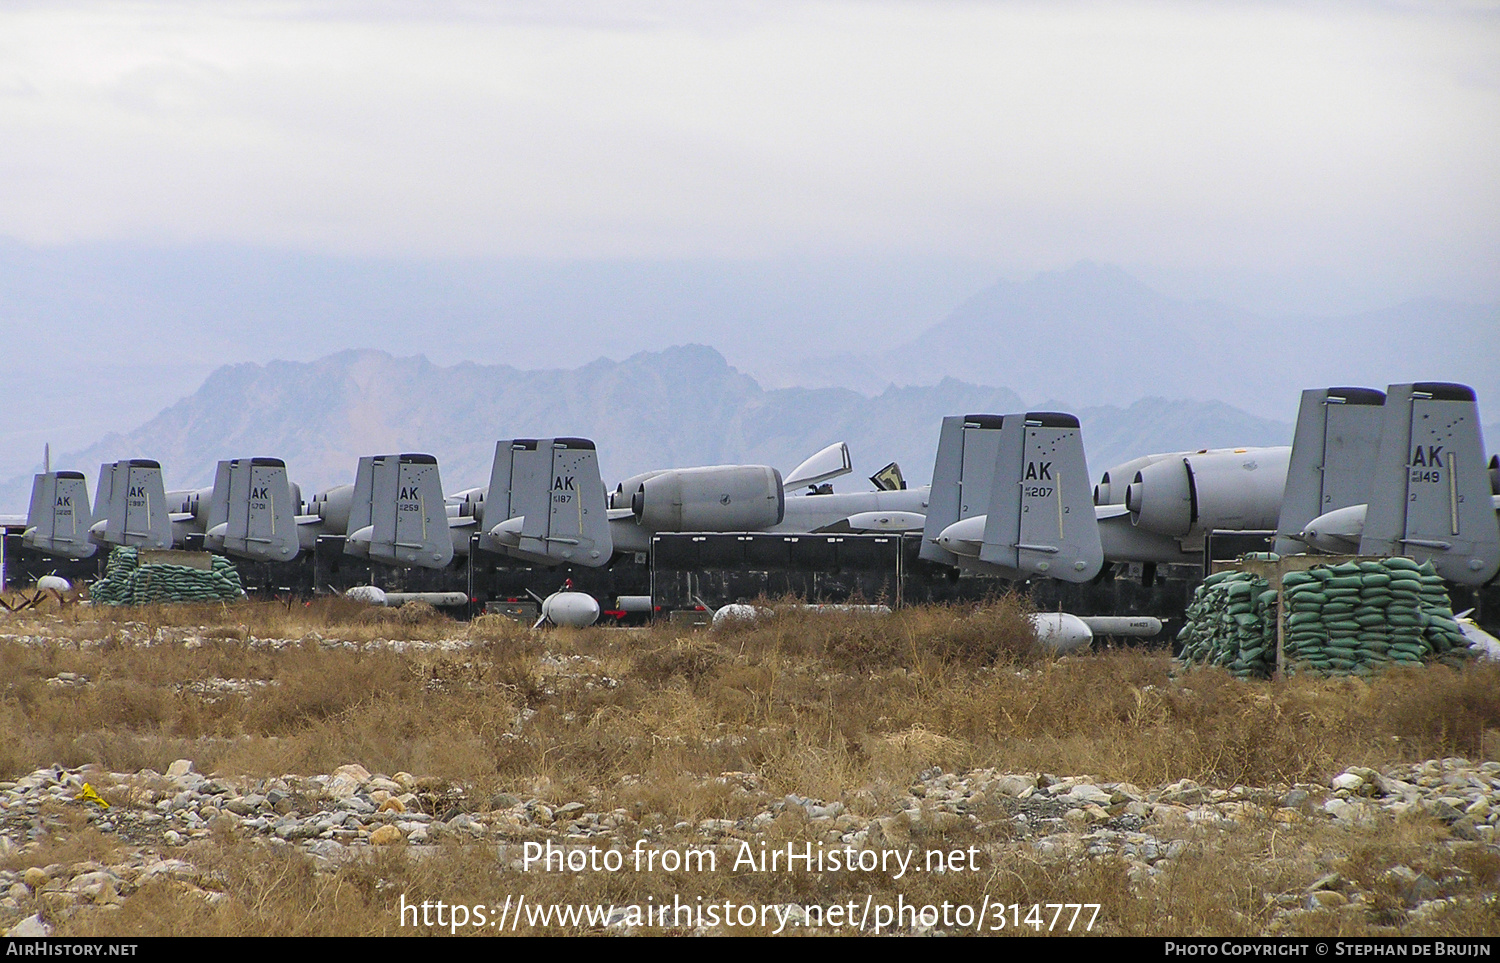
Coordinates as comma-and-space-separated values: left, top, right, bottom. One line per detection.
1062, 784, 1114, 806
1331, 772, 1365, 792
7, 914, 52, 937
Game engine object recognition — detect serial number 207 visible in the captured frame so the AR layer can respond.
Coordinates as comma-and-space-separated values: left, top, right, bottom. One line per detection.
1023, 487, 1053, 498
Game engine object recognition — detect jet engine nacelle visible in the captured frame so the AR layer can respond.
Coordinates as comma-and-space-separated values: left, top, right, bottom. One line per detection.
631, 465, 785, 532
1094, 454, 1174, 506
1125, 448, 1289, 542
611, 471, 669, 511
306, 485, 354, 534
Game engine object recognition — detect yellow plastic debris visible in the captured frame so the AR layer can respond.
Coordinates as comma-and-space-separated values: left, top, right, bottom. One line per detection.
78, 783, 110, 808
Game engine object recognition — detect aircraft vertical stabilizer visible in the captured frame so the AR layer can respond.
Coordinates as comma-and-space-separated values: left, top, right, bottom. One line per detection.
218, 458, 299, 563
88, 460, 172, 549
919, 414, 1006, 566
201, 461, 234, 552
23, 471, 96, 558
978, 412, 1103, 581
376, 454, 452, 569
343, 456, 377, 552
1274, 387, 1387, 556
478, 438, 612, 566
1359, 383, 1499, 585
343, 454, 453, 568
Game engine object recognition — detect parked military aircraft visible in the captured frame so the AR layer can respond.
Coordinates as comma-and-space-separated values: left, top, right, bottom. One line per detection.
1085, 382, 1498, 587
1282, 383, 1499, 585
456, 416, 1105, 585
20, 468, 96, 559
918, 412, 1104, 582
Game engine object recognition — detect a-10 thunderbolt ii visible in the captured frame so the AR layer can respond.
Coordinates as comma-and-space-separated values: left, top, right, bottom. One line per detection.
445, 383, 1500, 591
20, 452, 461, 571
1276, 383, 1500, 585
1081, 382, 1499, 587
21, 381, 1494, 591
20, 456, 301, 562
460, 412, 1108, 586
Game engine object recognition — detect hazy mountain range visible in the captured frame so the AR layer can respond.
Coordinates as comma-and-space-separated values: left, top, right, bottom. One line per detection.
1, 344, 1297, 511
785, 263, 1500, 411
3, 254, 1494, 512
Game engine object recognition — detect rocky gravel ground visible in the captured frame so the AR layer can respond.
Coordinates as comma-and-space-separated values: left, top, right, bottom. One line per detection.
4, 756, 1498, 935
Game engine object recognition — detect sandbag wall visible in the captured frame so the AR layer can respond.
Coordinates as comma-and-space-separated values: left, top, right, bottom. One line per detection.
1176, 569, 1278, 679
1280, 558, 1470, 675
1178, 556, 1473, 679
89, 546, 244, 605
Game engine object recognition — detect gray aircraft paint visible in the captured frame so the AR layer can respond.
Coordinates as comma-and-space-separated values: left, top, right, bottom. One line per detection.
772, 488, 929, 534
90, 462, 114, 540
383, 455, 451, 568
200, 461, 234, 552
90, 459, 173, 550
1273, 386, 1387, 556
343, 454, 453, 568
478, 438, 612, 567
22, 471, 96, 558
217, 458, 299, 563
1359, 382, 1500, 584
1102, 446, 1290, 564
1094, 505, 1202, 565
343, 456, 377, 547
979, 413, 1102, 581
919, 414, 1006, 567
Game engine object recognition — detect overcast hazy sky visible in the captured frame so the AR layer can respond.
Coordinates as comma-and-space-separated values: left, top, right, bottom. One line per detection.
2, 0, 1498, 485
2, 0, 1497, 294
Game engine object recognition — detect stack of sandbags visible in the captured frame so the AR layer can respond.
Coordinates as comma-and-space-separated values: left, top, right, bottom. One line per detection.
1280, 558, 1470, 675
89, 546, 244, 605
1176, 569, 1279, 679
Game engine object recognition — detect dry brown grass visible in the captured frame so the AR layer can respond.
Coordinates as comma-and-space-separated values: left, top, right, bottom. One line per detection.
5, 596, 1500, 797
5, 595, 1500, 936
